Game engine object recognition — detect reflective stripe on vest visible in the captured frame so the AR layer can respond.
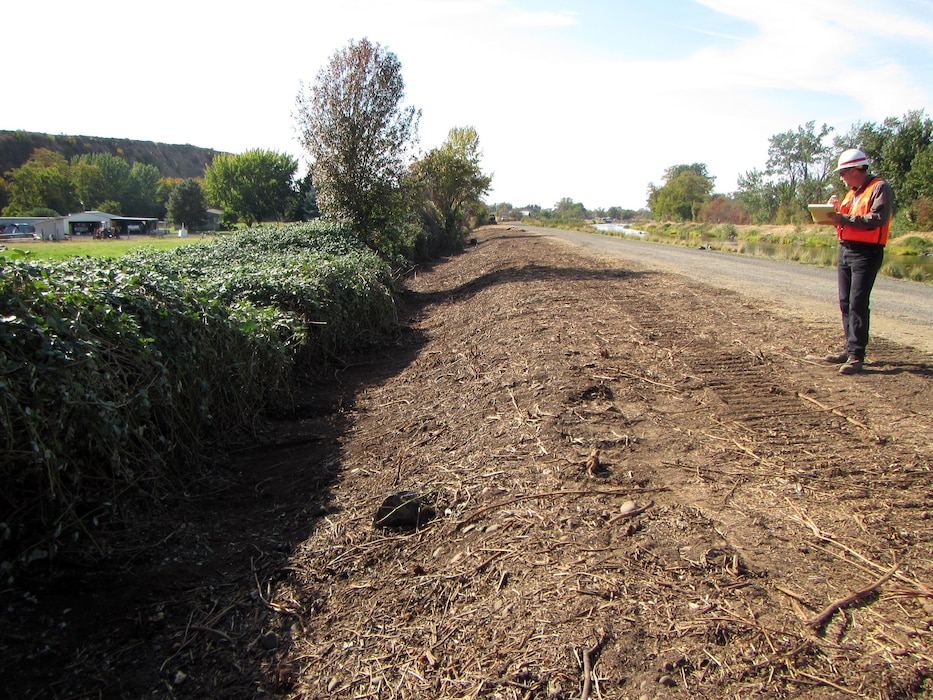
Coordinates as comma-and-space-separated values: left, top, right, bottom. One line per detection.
837, 177, 889, 245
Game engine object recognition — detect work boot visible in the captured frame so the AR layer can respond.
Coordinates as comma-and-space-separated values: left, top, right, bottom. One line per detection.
824, 352, 849, 364
839, 358, 863, 375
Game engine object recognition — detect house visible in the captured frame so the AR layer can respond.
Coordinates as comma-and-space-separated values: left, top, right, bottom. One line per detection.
203, 208, 223, 231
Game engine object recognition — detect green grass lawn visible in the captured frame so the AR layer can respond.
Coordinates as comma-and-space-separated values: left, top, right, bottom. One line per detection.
1, 234, 218, 260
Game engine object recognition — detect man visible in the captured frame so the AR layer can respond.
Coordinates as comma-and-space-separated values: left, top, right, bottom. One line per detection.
823, 148, 894, 375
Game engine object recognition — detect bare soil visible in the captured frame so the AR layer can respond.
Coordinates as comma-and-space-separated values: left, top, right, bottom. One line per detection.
3, 227, 933, 699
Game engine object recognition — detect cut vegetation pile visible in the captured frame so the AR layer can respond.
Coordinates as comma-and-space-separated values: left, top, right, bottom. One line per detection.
0, 222, 397, 577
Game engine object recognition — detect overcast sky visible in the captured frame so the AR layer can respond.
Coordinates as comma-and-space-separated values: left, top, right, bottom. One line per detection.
4, 0, 933, 210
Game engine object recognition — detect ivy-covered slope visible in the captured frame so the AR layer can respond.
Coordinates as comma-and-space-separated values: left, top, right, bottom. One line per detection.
0, 222, 396, 574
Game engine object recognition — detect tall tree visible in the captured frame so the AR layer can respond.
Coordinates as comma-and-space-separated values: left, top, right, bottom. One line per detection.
70, 160, 105, 210
288, 171, 320, 222
205, 149, 298, 226
700, 195, 750, 224
880, 110, 932, 206
3, 148, 80, 216
647, 164, 715, 221
735, 169, 779, 224
166, 178, 207, 230
765, 121, 834, 210
413, 126, 491, 241
295, 37, 421, 252
553, 197, 587, 220
123, 162, 164, 217
881, 111, 932, 184
71, 153, 131, 213
905, 144, 933, 200
0, 176, 10, 213
904, 143, 933, 229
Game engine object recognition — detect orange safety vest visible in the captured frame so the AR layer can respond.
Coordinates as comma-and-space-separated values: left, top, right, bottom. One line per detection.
837, 177, 889, 245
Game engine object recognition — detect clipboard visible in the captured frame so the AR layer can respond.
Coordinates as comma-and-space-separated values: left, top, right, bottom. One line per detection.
808, 204, 836, 225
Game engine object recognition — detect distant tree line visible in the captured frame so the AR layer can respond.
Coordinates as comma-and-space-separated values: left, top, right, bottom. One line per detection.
489, 201, 644, 224
0, 150, 171, 220
492, 111, 933, 233
0, 146, 313, 232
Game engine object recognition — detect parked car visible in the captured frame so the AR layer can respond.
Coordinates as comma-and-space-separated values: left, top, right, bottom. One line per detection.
0, 223, 37, 240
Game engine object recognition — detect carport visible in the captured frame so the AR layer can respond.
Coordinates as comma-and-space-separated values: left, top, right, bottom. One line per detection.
31, 211, 161, 240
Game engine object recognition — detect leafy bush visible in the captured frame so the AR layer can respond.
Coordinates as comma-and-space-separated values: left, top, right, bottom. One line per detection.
0, 221, 397, 575
219, 210, 239, 230
912, 197, 933, 231
718, 223, 738, 241
887, 234, 933, 256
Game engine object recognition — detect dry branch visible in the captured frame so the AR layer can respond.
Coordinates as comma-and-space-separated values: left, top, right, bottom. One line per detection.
599, 368, 676, 389
793, 670, 861, 696
807, 563, 899, 632
784, 498, 921, 589
580, 628, 610, 700
796, 392, 870, 430
456, 487, 668, 529
607, 500, 654, 525
730, 437, 783, 471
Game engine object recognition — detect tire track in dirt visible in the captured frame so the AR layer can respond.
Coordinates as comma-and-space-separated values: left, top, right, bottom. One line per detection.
611, 264, 930, 570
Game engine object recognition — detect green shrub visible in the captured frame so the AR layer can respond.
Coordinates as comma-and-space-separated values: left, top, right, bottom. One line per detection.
888, 235, 933, 256
0, 222, 397, 574
219, 210, 239, 229
718, 223, 737, 241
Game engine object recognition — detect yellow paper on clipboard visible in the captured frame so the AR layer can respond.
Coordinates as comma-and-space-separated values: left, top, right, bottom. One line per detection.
808, 204, 835, 224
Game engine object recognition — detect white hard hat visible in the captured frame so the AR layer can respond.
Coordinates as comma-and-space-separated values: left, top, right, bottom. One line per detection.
835, 148, 870, 171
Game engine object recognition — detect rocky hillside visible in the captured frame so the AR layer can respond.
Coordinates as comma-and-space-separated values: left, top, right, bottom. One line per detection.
0, 130, 227, 179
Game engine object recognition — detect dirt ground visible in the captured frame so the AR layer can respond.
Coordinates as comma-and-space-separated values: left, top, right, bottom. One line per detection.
3, 226, 933, 699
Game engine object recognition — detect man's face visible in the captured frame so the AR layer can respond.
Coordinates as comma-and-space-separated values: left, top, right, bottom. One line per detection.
839, 167, 867, 188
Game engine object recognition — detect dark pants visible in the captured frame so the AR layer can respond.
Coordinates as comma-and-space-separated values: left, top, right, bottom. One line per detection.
837, 241, 884, 360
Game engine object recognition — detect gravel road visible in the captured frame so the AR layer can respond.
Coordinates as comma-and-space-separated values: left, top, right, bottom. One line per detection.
519, 224, 933, 355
